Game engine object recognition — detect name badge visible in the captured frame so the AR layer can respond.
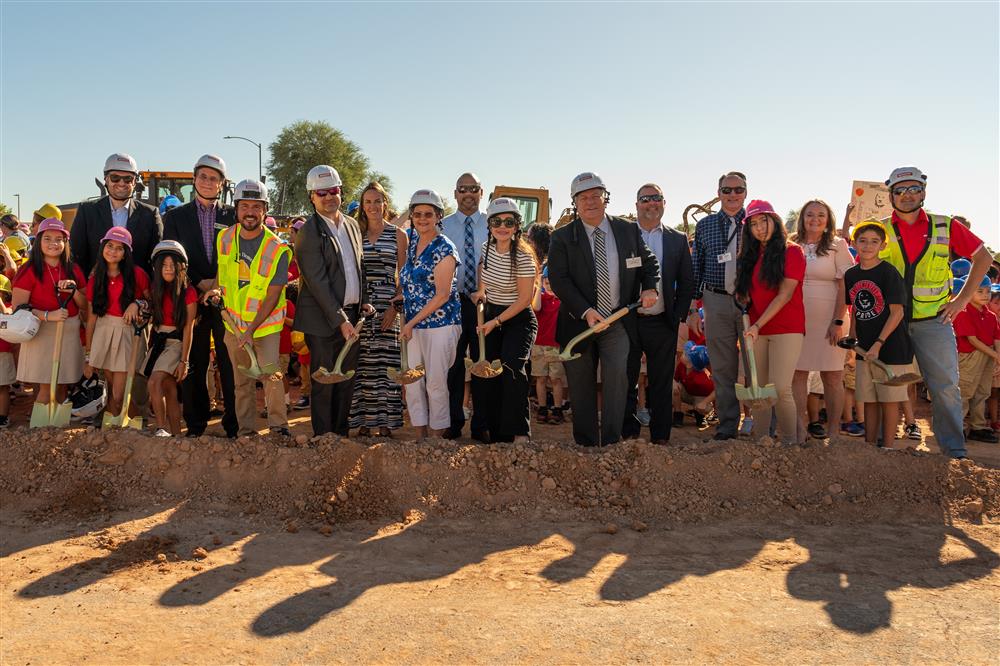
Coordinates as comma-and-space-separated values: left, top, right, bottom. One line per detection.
716, 251, 732, 264
214, 223, 228, 230
625, 256, 642, 269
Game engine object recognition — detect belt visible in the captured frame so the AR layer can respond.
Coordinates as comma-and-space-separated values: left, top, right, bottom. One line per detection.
636, 311, 664, 318
704, 286, 730, 296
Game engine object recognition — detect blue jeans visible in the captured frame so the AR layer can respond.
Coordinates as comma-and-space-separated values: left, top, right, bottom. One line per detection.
909, 318, 966, 458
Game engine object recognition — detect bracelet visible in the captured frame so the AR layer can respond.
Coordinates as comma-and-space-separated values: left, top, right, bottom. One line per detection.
495, 318, 503, 329
876, 337, 886, 345
43, 311, 48, 322
833, 319, 844, 326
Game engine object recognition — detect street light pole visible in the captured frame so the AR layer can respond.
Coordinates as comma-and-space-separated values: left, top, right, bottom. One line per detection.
13, 194, 20, 219
223, 135, 263, 183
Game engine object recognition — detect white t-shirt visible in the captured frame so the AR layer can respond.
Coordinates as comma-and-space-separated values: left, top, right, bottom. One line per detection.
479, 242, 536, 306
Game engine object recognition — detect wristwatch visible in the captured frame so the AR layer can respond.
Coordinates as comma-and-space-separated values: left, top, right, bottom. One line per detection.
833, 319, 844, 326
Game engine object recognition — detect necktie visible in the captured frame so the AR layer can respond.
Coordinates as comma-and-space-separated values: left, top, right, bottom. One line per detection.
463, 216, 476, 294
594, 228, 613, 317
724, 218, 737, 294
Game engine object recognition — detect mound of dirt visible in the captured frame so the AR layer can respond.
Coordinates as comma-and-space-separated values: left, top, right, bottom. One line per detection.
0, 426, 996, 528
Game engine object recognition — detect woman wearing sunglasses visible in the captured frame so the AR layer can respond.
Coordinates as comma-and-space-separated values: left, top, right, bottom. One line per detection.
469, 198, 539, 443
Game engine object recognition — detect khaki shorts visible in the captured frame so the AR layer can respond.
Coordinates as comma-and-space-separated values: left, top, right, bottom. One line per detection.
843, 361, 856, 391
855, 359, 913, 403
0, 352, 15, 386
530, 345, 565, 380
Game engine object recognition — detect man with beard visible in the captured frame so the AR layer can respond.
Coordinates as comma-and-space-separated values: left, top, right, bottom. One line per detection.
439, 172, 490, 441
293, 165, 373, 437
204, 179, 292, 437
875, 166, 993, 459
163, 154, 238, 437
70, 152, 162, 274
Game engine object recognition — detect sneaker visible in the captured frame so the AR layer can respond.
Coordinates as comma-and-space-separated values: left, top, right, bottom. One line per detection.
153, 428, 172, 438
694, 412, 706, 428
549, 407, 565, 425
841, 421, 865, 437
807, 421, 827, 438
0, 415, 9, 429
271, 426, 292, 438
293, 396, 310, 410
905, 422, 922, 441
636, 408, 651, 427
705, 409, 719, 426
968, 428, 999, 443
536, 406, 550, 424
738, 417, 754, 437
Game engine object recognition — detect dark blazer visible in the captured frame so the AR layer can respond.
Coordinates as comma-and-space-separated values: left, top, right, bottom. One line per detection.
162, 201, 235, 289
293, 212, 369, 336
647, 224, 696, 325
547, 215, 660, 348
70, 196, 162, 276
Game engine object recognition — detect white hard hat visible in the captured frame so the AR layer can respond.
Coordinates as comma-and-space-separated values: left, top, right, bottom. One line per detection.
194, 154, 227, 179
885, 166, 928, 188
104, 152, 138, 174
234, 179, 269, 204
306, 165, 343, 191
70, 377, 107, 420
409, 189, 444, 210
570, 172, 606, 198
151, 239, 189, 264
486, 197, 521, 218
0, 308, 40, 344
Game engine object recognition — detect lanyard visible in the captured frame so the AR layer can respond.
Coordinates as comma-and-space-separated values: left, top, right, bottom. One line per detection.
720, 216, 740, 248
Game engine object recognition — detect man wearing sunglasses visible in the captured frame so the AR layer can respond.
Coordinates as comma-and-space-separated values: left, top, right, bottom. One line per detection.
688, 171, 747, 441
623, 184, 695, 444
439, 172, 490, 441
875, 166, 992, 459
163, 154, 239, 438
70, 152, 163, 275
293, 164, 373, 437
548, 172, 659, 447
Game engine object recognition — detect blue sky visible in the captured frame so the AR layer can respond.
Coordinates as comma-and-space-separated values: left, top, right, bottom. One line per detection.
2, 1, 998, 250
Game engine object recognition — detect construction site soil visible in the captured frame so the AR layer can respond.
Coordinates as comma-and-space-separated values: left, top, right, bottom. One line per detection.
2, 417, 999, 663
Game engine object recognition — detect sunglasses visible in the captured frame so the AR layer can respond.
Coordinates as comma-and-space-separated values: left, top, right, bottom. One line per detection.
108, 174, 135, 184
891, 184, 924, 196
456, 185, 481, 194
312, 187, 341, 197
489, 217, 518, 229
719, 186, 746, 195
637, 194, 664, 203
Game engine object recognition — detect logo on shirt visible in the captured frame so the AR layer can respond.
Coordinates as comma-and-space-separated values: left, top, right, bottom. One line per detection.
850, 279, 885, 321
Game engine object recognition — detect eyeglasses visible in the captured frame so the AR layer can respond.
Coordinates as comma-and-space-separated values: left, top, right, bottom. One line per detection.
456, 185, 481, 194
108, 174, 135, 184
637, 194, 664, 204
312, 187, 341, 198
719, 186, 746, 195
891, 185, 924, 196
411, 211, 438, 220
489, 217, 518, 229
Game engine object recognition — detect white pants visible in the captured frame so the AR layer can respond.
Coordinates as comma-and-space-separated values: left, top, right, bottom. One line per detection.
405, 325, 460, 429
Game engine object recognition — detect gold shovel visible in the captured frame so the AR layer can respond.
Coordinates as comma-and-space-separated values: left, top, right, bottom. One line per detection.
313, 316, 367, 384
387, 313, 425, 384
101, 322, 145, 430
465, 301, 502, 379
837, 337, 922, 387
734, 314, 778, 408
214, 299, 280, 379
558, 303, 639, 362
30, 287, 77, 429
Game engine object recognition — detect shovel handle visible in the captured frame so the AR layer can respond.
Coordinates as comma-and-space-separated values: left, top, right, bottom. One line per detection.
741, 314, 762, 391
559, 302, 640, 359
475, 300, 489, 361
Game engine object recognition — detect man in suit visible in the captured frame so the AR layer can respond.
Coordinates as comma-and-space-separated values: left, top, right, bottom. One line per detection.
162, 154, 238, 437
70, 152, 163, 275
622, 183, 695, 444
547, 172, 659, 447
293, 164, 373, 436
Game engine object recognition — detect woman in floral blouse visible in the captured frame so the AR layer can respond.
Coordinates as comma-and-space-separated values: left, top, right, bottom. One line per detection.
398, 189, 462, 438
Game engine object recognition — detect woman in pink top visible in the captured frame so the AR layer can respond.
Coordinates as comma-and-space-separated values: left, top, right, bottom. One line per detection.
790, 200, 855, 439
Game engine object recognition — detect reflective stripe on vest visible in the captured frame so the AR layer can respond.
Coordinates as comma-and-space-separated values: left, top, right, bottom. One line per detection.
880, 213, 952, 320
216, 226, 290, 338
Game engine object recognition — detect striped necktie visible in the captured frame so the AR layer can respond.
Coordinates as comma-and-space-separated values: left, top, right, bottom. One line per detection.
463, 216, 476, 294
594, 227, 613, 317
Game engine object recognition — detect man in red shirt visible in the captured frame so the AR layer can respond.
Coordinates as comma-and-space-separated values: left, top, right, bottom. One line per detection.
877, 165, 994, 459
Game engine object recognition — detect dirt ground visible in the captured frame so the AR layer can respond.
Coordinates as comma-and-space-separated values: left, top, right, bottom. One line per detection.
2, 391, 999, 664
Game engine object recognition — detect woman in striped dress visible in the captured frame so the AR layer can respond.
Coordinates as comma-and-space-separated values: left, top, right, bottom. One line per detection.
350, 182, 408, 436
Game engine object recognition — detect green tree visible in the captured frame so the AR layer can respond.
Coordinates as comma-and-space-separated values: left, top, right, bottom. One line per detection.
266, 120, 390, 215
785, 208, 798, 234
0, 203, 12, 218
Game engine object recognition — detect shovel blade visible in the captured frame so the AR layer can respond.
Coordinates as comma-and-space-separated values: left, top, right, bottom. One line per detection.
29, 402, 52, 428
877, 373, 921, 387
30, 401, 72, 428
102, 411, 144, 430
387, 368, 402, 382
312, 368, 350, 384
464, 357, 474, 370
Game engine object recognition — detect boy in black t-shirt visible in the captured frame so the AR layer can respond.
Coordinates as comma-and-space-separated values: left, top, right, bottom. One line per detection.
844, 221, 915, 448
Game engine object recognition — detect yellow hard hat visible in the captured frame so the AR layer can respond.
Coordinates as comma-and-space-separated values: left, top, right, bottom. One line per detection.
4, 234, 29, 258
33, 203, 62, 221
850, 219, 886, 242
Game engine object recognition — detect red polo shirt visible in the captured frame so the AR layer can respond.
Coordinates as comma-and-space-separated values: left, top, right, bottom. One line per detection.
748, 244, 806, 336
953, 302, 1000, 353
891, 210, 984, 262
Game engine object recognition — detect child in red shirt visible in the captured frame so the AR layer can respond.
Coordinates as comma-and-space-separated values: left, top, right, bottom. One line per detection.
953, 276, 1000, 442
673, 342, 715, 426
530, 267, 565, 424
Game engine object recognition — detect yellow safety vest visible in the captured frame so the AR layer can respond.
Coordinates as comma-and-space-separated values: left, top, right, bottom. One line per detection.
216, 226, 291, 337
880, 213, 952, 321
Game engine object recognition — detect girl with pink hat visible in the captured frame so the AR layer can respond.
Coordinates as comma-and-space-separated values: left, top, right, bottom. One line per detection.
83, 227, 151, 424
734, 200, 807, 445
11, 218, 89, 413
